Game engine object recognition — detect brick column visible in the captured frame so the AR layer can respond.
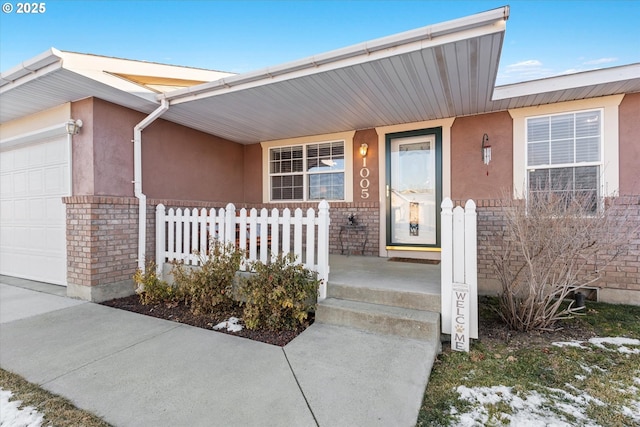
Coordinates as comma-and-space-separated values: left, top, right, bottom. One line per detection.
63, 196, 139, 302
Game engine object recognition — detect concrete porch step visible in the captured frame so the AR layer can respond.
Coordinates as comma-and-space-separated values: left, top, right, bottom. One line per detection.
316, 297, 440, 342
327, 283, 440, 312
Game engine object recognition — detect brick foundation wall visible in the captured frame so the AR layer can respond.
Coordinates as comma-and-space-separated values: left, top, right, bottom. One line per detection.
470, 196, 640, 304
63, 196, 139, 301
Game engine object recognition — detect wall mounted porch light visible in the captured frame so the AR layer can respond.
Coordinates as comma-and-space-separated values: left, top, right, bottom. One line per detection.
481, 133, 491, 165
359, 143, 368, 157
66, 119, 83, 135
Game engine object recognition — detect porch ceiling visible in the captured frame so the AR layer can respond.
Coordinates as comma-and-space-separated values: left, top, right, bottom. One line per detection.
161, 8, 509, 144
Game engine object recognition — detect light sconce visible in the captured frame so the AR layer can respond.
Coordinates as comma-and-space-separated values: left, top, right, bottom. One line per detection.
359, 143, 368, 157
66, 119, 83, 135
481, 133, 491, 165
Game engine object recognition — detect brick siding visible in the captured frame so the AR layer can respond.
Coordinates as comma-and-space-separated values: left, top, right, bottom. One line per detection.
64, 196, 138, 288
471, 195, 640, 295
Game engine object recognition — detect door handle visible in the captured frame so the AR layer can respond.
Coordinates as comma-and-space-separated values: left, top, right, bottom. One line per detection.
386, 185, 390, 197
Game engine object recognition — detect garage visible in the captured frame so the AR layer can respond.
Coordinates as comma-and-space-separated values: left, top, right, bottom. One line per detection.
0, 132, 70, 285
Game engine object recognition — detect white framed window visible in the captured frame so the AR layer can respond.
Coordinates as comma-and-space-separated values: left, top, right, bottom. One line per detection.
269, 140, 345, 201
526, 109, 602, 210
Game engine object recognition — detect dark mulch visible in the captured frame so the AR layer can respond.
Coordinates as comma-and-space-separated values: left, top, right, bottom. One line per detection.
100, 295, 312, 347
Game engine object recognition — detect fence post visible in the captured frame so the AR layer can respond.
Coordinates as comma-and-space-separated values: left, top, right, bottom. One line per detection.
464, 199, 478, 339
317, 200, 330, 300
440, 198, 453, 335
155, 204, 165, 278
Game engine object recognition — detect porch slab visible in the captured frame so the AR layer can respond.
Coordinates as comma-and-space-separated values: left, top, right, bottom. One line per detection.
328, 254, 440, 295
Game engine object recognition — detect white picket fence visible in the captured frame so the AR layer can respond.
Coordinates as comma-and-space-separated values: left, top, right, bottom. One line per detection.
155, 201, 330, 299
440, 198, 478, 352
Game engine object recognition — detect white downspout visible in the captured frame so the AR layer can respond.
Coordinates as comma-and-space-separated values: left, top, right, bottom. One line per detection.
134, 98, 169, 272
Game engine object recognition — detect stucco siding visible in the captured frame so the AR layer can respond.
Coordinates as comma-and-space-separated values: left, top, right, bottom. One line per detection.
143, 118, 245, 203
450, 111, 513, 201
619, 92, 640, 195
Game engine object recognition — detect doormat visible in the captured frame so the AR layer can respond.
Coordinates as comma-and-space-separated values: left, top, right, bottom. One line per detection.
388, 257, 440, 265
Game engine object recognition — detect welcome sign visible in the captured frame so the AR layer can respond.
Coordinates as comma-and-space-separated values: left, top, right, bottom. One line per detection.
452, 283, 470, 352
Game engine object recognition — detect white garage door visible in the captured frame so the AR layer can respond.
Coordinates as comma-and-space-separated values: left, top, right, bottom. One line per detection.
0, 136, 69, 285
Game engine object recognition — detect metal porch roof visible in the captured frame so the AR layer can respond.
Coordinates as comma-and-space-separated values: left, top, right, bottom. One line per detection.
161, 7, 509, 144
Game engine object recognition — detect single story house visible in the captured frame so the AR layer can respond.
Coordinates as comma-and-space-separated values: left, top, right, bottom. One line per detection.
1, 6, 639, 304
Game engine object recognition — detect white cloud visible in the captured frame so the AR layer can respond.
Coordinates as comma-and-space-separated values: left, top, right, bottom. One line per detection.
497, 59, 554, 84
506, 59, 543, 69
583, 57, 618, 65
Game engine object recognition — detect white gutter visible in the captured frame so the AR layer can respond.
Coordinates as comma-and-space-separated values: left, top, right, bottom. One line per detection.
133, 98, 169, 271
0, 47, 62, 89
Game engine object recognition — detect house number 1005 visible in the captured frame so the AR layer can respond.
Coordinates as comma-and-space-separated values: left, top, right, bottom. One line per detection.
360, 158, 370, 199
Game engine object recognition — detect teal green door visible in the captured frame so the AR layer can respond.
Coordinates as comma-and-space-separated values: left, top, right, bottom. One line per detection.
386, 128, 442, 249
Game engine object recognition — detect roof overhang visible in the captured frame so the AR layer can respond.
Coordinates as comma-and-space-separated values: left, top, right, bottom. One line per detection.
491, 63, 640, 110
0, 48, 234, 123
160, 6, 510, 143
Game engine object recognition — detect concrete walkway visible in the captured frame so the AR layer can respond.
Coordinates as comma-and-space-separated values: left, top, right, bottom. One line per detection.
0, 281, 437, 427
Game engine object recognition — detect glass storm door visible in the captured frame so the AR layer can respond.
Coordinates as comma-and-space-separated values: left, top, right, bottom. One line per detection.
386, 128, 442, 248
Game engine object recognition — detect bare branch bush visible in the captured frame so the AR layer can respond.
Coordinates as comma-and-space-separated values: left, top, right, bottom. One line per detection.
489, 189, 637, 332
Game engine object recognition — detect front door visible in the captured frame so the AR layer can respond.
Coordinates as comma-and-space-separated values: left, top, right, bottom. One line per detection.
386, 128, 442, 249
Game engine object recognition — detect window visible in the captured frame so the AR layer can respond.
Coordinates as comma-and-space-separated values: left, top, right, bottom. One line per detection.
269, 141, 345, 201
526, 110, 602, 210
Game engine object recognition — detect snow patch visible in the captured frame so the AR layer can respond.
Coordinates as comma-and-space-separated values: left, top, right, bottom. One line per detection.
455, 385, 585, 427
0, 388, 46, 427
553, 337, 640, 354
589, 337, 640, 354
552, 340, 587, 349
212, 317, 243, 332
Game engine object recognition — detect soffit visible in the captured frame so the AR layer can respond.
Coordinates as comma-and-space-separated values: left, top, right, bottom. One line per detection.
162, 31, 506, 144
0, 67, 160, 122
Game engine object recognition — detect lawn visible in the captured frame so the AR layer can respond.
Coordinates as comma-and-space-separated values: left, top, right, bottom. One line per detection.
0, 368, 111, 427
418, 296, 640, 426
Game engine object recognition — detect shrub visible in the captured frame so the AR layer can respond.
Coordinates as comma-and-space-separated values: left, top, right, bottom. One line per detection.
133, 261, 181, 306
240, 253, 320, 331
171, 239, 243, 315
488, 190, 637, 332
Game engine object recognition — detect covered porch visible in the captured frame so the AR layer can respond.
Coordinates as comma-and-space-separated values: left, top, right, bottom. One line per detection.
328, 254, 440, 297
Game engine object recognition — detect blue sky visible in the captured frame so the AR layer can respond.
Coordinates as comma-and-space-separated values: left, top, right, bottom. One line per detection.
1, 0, 638, 85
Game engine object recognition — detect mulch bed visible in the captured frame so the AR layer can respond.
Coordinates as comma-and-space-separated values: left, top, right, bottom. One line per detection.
100, 295, 312, 347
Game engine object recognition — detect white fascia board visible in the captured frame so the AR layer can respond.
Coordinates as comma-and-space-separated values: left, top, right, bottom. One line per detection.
165, 7, 509, 105
493, 63, 640, 100
0, 48, 63, 89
